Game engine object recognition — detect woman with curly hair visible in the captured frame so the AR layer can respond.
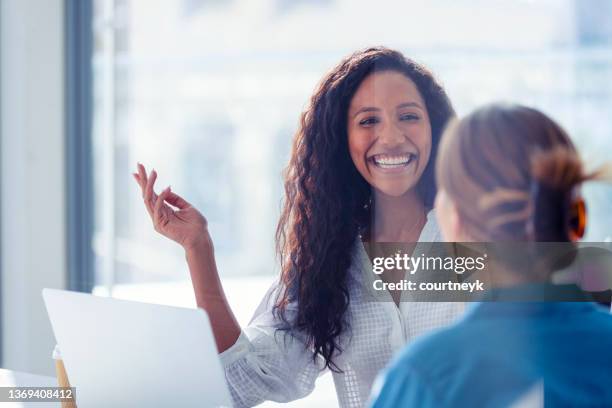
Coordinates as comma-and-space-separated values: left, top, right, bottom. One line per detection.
134, 47, 464, 407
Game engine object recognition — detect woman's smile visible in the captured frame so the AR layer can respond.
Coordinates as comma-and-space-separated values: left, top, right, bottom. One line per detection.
368, 152, 418, 174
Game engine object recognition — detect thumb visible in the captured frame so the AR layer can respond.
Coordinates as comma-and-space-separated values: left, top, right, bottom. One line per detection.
166, 191, 191, 209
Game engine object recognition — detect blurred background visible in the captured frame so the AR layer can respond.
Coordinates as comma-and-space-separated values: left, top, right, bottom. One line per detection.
2, 0, 612, 406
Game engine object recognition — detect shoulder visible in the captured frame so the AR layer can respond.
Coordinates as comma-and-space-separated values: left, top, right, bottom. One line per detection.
388, 319, 473, 383
590, 303, 612, 320
581, 303, 612, 335
370, 323, 471, 407
370, 328, 459, 408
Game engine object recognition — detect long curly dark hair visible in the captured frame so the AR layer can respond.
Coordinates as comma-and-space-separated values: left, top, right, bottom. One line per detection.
274, 47, 455, 371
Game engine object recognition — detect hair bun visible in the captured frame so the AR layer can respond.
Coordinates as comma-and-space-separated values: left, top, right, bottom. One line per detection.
530, 147, 585, 190
528, 147, 585, 241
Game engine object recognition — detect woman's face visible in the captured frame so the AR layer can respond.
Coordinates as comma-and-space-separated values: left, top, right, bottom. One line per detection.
347, 71, 432, 197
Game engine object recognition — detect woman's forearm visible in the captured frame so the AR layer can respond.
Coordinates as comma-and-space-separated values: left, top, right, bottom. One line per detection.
185, 238, 241, 353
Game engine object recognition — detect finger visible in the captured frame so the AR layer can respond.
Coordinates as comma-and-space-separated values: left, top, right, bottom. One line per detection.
165, 191, 191, 209
144, 170, 157, 215
136, 164, 150, 197
154, 187, 171, 229
144, 169, 157, 201
133, 172, 158, 207
133, 173, 142, 187
137, 163, 148, 186
133, 172, 148, 194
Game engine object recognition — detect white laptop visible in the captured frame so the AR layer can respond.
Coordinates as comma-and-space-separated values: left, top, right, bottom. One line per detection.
42, 288, 232, 408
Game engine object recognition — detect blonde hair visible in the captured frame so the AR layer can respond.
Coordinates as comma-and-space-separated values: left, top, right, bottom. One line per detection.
436, 104, 608, 242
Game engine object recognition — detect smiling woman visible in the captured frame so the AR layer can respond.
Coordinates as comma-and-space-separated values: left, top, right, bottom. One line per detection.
134, 47, 462, 408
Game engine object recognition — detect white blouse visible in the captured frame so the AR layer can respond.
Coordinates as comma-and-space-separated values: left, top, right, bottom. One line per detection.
220, 211, 465, 407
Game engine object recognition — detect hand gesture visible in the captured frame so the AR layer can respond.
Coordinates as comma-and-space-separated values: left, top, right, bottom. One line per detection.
133, 163, 210, 251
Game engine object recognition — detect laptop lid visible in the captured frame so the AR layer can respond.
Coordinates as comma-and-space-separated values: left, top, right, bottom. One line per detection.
42, 288, 232, 408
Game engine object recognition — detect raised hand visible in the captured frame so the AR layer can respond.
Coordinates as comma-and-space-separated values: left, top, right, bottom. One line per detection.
133, 163, 210, 251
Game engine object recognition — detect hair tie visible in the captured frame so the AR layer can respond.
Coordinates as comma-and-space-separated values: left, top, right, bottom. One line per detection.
568, 196, 587, 241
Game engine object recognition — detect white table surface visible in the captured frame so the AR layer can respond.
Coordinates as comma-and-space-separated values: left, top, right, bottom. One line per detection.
0, 369, 60, 407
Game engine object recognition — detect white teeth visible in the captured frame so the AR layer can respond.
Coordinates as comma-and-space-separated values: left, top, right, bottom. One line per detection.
372, 154, 414, 167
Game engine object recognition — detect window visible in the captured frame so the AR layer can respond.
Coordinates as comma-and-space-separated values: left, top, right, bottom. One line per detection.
86, 1, 612, 405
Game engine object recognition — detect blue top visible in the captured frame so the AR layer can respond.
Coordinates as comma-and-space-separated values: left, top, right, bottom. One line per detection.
369, 285, 612, 408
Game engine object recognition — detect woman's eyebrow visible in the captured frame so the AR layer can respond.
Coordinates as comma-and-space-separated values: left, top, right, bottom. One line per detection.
397, 102, 424, 111
352, 106, 381, 118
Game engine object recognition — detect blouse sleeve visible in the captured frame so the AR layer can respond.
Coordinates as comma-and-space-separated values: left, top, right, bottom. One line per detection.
219, 282, 325, 407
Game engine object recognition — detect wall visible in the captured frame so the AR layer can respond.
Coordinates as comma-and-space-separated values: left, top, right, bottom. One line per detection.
1, 0, 67, 375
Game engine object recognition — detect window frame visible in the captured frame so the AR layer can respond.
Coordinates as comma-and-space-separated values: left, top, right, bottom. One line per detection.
65, 0, 95, 293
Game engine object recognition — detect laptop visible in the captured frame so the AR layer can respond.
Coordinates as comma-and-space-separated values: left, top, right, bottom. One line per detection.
42, 288, 232, 408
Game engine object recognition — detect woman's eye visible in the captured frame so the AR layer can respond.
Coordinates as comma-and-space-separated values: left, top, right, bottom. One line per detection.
359, 117, 380, 126
399, 113, 419, 121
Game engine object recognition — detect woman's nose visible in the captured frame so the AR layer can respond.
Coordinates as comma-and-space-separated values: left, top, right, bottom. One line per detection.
377, 122, 405, 147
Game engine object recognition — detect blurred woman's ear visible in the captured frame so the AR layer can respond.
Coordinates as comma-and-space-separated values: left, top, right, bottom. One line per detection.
435, 189, 464, 242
